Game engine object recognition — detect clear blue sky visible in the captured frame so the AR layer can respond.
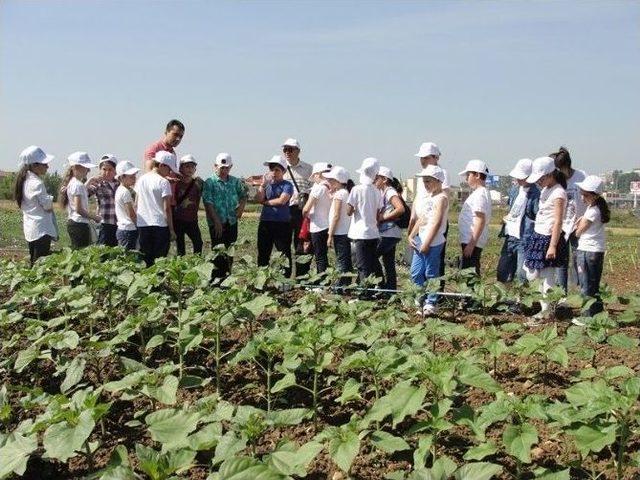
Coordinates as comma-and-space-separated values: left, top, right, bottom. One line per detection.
1, 0, 639, 182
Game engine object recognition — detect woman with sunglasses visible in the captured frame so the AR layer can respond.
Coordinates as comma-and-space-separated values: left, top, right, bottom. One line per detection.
257, 155, 294, 277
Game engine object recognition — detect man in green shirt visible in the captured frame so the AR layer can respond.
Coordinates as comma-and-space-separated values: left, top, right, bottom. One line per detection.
202, 152, 248, 281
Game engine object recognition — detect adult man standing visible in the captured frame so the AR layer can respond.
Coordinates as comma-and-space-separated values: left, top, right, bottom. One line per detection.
281, 138, 313, 277
143, 119, 185, 172
409, 142, 450, 285
202, 152, 248, 281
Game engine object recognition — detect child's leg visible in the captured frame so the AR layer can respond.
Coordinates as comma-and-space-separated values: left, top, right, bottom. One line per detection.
272, 222, 293, 278
381, 238, 399, 290
497, 236, 518, 283
577, 250, 604, 316
333, 235, 352, 286
185, 220, 203, 254
311, 230, 329, 273
539, 267, 556, 314
424, 243, 444, 305
257, 221, 274, 267
410, 236, 427, 286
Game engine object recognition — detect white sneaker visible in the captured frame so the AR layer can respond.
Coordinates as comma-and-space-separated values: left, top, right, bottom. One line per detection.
571, 318, 586, 327
422, 304, 437, 317
311, 287, 324, 293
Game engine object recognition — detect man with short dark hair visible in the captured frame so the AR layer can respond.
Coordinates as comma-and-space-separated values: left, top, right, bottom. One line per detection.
144, 119, 185, 172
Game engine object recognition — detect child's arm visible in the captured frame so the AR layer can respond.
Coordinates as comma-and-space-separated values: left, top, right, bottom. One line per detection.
125, 201, 136, 225
546, 197, 566, 259
463, 211, 486, 258
378, 194, 405, 223
420, 196, 447, 253
574, 216, 592, 237
302, 195, 317, 217
163, 196, 175, 239
73, 195, 101, 223
266, 191, 291, 207
327, 198, 342, 247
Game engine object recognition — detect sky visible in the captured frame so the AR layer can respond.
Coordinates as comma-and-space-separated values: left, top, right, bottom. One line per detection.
1, 0, 639, 183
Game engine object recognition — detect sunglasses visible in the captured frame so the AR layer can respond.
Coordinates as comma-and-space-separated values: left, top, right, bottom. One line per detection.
283, 147, 297, 153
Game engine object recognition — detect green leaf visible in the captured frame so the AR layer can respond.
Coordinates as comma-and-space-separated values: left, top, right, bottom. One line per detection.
607, 333, 639, 349
463, 441, 497, 461
43, 409, 95, 462
546, 344, 568, 367
337, 378, 362, 404
502, 424, 538, 464
61, 356, 86, 393
370, 430, 411, 454
266, 408, 312, 426
270, 372, 296, 393
218, 456, 285, 480
410, 456, 457, 480
142, 375, 179, 405
569, 423, 616, 457
454, 462, 503, 480
0, 432, 38, 478
457, 363, 501, 393
145, 334, 165, 350
145, 409, 200, 450
412, 435, 433, 468
14, 346, 39, 373
241, 295, 274, 317
50, 330, 80, 350
533, 467, 571, 480
366, 380, 426, 428
269, 441, 323, 476
212, 431, 248, 466
186, 422, 222, 451
328, 428, 360, 473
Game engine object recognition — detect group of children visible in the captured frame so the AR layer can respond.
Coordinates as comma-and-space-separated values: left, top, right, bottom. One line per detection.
15, 142, 610, 322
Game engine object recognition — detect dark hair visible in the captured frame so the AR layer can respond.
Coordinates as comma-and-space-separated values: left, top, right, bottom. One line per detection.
166, 119, 185, 132
13, 165, 30, 207
59, 167, 75, 208
477, 172, 487, 181
391, 177, 404, 195
551, 146, 572, 171
551, 169, 567, 189
346, 179, 355, 193
594, 195, 611, 224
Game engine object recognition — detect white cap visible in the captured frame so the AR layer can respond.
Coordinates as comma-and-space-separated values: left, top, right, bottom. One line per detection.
310, 162, 332, 178
215, 152, 233, 167
99, 154, 118, 166
356, 157, 380, 179
459, 159, 489, 176
323, 166, 349, 184
282, 138, 300, 149
526, 156, 556, 184
68, 151, 97, 169
180, 154, 197, 165
416, 165, 445, 183
509, 158, 533, 180
415, 142, 441, 158
154, 150, 178, 173
377, 166, 394, 180
115, 160, 140, 179
264, 155, 288, 171
20, 146, 54, 166
576, 175, 604, 195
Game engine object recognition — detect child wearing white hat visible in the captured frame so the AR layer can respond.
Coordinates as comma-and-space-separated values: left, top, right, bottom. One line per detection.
347, 157, 382, 284
60, 152, 101, 249
409, 165, 449, 316
522, 156, 568, 324
302, 162, 333, 274
15, 146, 57, 264
496, 158, 540, 284
458, 160, 492, 274
114, 160, 140, 250
134, 150, 176, 266
173, 154, 204, 256
323, 166, 353, 285
574, 175, 609, 317
86, 154, 119, 247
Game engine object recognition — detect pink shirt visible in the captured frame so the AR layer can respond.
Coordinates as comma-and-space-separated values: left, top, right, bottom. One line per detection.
144, 139, 175, 170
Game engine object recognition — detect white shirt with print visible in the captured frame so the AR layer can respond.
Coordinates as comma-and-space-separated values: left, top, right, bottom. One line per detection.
329, 188, 351, 236
577, 205, 605, 252
66, 177, 90, 224
115, 185, 137, 231
134, 171, 172, 227
534, 184, 567, 236
21, 171, 57, 242
347, 182, 382, 240
458, 186, 492, 248
309, 182, 332, 233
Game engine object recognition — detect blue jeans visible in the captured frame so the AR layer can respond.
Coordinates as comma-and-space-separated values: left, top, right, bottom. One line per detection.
497, 235, 526, 283
557, 232, 578, 292
410, 238, 444, 306
375, 237, 400, 290
116, 229, 138, 250
576, 249, 604, 316
332, 235, 352, 286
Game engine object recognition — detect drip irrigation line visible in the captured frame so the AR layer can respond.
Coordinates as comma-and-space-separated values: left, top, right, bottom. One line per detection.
293, 283, 474, 298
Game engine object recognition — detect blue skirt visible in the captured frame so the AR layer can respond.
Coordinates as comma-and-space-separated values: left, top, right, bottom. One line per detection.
524, 232, 567, 270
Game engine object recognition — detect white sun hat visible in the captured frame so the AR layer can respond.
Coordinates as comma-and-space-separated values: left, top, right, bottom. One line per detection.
215, 152, 233, 167
356, 157, 380, 179
154, 150, 178, 173
99, 154, 118, 166
416, 165, 445, 183
323, 166, 349, 184
180, 154, 197, 165
282, 138, 301, 149
509, 158, 533, 180
459, 159, 489, 176
68, 151, 97, 168
309, 162, 333, 178
115, 160, 140, 179
377, 166, 394, 180
526, 156, 556, 184
20, 146, 54, 165
414, 142, 441, 158
576, 175, 604, 195
264, 155, 288, 170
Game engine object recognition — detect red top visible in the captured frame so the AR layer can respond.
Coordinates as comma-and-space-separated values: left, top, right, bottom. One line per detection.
144, 139, 175, 168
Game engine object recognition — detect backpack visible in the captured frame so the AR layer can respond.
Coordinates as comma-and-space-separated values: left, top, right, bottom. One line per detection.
390, 177, 410, 229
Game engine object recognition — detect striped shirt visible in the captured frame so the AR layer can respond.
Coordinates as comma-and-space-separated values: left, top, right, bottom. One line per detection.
87, 180, 119, 225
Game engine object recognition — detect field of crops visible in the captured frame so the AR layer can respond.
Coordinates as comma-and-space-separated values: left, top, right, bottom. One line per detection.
0, 247, 639, 480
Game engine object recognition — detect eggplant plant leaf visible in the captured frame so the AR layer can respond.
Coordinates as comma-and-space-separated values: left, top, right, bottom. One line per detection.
454, 461, 503, 480
502, 423, 538, 464
0, 431, 38, 478
370, 430, 411, 454
366, 380, 426, 428
43, 409, 95, 462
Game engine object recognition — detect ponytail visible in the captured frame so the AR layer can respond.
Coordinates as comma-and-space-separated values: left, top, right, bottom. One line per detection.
552, 169, 567, 189
346, 179, 355, 193
390, 177, 404, 195
594, 195, 610, 224
59, 167, 74, 208
13, 165, 30, 208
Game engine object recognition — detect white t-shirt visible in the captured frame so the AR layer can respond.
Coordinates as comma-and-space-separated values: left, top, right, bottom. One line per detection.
66, 177, 90, 223
458, 186, 492, 248
379, 187, 402, 239
419, 191, 448, 247
414, 167, 450, 219
347, 182, 382, 240
329, 188, 351, 236
504, 186, 529, 239
115, 185, 136, 231
134, 171, 172, 227
308, 182, 332, 233
21, 171, 57, 242
535, 184, 567, 236
563, 169, 587, 235
578, 205, 605, 252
